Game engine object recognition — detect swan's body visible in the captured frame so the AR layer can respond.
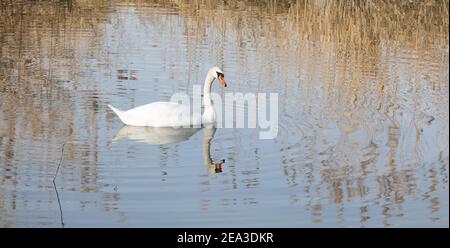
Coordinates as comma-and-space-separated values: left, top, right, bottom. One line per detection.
108, 66, 226, 127
108, 102, 198, 127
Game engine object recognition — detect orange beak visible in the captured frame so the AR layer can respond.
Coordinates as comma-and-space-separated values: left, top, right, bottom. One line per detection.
218, 75, 227, 87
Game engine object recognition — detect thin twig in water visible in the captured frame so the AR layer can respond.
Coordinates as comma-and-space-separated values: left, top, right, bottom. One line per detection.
53, 180, 65, 228
53, 143, 65, 183
53, 143, 65, 228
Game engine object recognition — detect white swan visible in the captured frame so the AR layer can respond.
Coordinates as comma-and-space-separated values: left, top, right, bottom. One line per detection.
108, 66, 226, 127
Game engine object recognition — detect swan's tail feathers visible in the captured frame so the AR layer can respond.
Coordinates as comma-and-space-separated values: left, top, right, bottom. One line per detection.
108, 104, 128, 124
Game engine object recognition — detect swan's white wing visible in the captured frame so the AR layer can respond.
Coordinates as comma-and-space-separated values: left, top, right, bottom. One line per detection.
121, 102, 201, 127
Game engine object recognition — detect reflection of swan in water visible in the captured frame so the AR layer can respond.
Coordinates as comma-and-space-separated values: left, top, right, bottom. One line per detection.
112, 126, 225, 173
202, 127, 225, 174
112, 126, 201, 145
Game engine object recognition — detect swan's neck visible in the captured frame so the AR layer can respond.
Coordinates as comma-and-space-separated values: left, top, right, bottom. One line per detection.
203, 74, 215, 108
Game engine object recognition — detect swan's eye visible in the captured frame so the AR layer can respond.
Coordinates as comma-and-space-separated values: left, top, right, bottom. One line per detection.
216, 72, 224, 78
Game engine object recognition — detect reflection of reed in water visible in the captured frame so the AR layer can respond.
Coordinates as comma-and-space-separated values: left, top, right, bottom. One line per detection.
0, 0, 118, 227
0, 0, 447, 226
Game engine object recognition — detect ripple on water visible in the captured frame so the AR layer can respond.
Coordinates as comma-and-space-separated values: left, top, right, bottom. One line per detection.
0, 0, 448, 227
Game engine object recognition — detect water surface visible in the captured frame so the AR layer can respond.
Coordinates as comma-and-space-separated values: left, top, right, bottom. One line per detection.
0, 0, 448, 227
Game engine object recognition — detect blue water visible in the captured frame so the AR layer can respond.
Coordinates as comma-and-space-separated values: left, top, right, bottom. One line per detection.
0, 1, 448, 227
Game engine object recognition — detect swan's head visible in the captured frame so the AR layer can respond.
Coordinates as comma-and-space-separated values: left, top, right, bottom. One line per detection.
209, 66, 227, 88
